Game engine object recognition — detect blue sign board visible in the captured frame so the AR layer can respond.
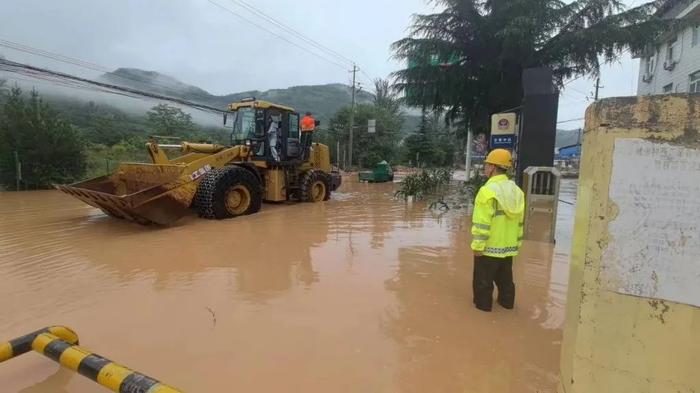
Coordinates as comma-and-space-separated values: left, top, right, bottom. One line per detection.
490, 134, 517, 149
557, 144, 581, 158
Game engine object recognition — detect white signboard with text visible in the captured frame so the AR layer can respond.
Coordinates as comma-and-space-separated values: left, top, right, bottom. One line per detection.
603, 138, 700, 308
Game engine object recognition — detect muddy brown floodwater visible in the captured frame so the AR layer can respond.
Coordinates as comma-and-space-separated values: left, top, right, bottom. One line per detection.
0, 177, 576, 393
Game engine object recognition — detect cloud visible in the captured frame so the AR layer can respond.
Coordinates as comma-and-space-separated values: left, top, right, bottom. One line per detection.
0, 0, 428, 94
0, 0, 641, 128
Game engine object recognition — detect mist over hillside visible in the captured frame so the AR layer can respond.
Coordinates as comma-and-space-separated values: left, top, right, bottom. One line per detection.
1, 65, 578, 149
0, 65, 377, 129
555, 128, 582, 148
98, 68, 375, 123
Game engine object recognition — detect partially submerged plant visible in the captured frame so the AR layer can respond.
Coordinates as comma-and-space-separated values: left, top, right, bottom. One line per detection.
395, 168, 454, 201
462, 174, 488, 203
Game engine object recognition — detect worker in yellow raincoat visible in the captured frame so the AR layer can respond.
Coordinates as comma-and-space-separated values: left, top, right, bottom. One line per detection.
471, 149, 525, 312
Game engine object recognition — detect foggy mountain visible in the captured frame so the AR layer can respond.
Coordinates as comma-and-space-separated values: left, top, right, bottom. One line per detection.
2, 64, 578, 146
555, 128, 583, 148
98, 68, 375, 122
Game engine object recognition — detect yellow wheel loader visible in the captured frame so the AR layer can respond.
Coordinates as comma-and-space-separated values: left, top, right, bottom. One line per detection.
57, 99, 341, 225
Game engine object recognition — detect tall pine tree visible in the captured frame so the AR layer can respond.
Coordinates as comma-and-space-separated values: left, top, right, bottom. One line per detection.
392, 0, 674, 133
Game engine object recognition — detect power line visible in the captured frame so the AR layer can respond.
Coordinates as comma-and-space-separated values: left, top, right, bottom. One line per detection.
0, 40, 108, 72
206, 0, 349, 71
212, 0, 383, 87
565, 85, 589, 98
224, 0, 354, 66
0, 39, 227, 106
2, 74, 108, 94
0, 59, 226, 115
557, 117, 585, 124
559, 89, 590, 102
3, 8, 371, 99
360, 69, 374, 80
563, 76, 584, 87
360, 68, 377, 85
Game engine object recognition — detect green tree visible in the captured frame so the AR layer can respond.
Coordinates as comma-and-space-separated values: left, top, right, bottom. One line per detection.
321, 79, 405, 168
404, 110, 456, 167
392, 0, 672, 133
146, 103, 197, 137
84, 138, 150, 178
326, 105, 403, 168
79, 101, 131, 145
374, 78, 402, 115
0, 87, 86, 189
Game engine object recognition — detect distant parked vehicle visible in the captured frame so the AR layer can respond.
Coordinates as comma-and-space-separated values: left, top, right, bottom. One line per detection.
358, 161, 394, 183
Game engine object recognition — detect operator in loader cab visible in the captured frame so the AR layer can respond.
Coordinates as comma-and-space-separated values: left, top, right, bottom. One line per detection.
470, 149, 525, 312
300, 112, 316, 160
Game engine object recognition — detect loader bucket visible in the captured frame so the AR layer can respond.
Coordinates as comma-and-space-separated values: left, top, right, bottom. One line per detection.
56, 163, 200, 225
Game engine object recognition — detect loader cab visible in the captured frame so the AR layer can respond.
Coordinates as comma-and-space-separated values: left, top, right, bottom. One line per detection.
226, 99, 303, 164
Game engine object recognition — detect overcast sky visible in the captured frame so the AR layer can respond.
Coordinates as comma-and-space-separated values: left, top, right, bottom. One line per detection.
0, 0, 642, 129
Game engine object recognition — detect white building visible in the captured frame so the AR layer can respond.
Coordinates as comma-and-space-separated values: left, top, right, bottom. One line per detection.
636, 0, 700, 95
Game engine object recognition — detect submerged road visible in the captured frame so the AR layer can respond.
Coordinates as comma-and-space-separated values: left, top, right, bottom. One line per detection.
0, 177, 577, 392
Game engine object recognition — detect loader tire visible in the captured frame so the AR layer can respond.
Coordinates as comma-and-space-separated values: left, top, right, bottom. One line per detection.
195, 166, 262, 220
300, 170, 331, 203
320, 173, 333, 201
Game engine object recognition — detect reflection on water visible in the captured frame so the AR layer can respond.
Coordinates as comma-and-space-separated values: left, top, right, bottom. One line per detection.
19, 368, 72, 393
0, 178, 577, 392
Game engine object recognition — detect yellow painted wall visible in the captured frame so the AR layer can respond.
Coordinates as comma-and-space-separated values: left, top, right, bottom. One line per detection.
559, 95, 700, 393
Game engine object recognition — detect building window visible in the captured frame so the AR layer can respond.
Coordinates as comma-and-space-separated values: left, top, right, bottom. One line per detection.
667, 37, 677, 61
646, 53, 656, 75
693, 26, 700, 47
690, 71, 700, 93
663, 83, 674, 94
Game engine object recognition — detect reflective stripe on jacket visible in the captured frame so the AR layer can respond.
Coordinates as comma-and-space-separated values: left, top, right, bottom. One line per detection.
471, 174, 525, 258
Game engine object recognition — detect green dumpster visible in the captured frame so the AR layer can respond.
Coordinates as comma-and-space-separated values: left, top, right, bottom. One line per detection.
359, 161, 394, 183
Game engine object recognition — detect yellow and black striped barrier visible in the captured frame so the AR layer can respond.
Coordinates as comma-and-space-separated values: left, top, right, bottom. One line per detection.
1, 326, 182, 393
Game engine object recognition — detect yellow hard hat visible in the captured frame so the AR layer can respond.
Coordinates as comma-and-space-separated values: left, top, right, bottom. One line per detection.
484, 149, 512, 169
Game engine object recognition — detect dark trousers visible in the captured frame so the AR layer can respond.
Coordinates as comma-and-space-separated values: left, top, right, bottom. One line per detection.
301, 132, 313, 161
473, 256, 515, 312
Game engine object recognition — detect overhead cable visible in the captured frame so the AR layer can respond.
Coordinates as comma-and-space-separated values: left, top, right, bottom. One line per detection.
0, 59, 226, 115
206, 0, 349, 71
0, 39, 226, 106
226, 0, 354, 65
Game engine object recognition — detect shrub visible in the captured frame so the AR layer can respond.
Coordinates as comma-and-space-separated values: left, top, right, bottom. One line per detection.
395, 168, 453, 201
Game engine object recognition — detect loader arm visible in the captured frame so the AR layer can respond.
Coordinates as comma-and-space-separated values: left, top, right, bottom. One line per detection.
57, 144, 252, 225
147, 141, 231, 165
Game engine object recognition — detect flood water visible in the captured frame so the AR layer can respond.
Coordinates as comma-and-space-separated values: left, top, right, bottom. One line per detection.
0, 177, 577, 393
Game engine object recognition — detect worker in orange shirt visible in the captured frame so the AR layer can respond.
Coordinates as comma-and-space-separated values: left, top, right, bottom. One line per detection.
300, 111, 316, 161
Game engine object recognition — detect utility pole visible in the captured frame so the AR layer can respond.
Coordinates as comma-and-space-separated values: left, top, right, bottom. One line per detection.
348, 63, 358, 170
465, 127, 473, 179
14, 151, 21, 191
594, 77, 602, 101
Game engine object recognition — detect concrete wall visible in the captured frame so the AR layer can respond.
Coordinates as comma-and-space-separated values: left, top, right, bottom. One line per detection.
559, 94, 700, 393
637, 2, 700, 95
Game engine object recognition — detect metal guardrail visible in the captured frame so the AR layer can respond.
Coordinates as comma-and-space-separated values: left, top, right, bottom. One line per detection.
1, 326, 182, 393
522, 167, 561, 243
